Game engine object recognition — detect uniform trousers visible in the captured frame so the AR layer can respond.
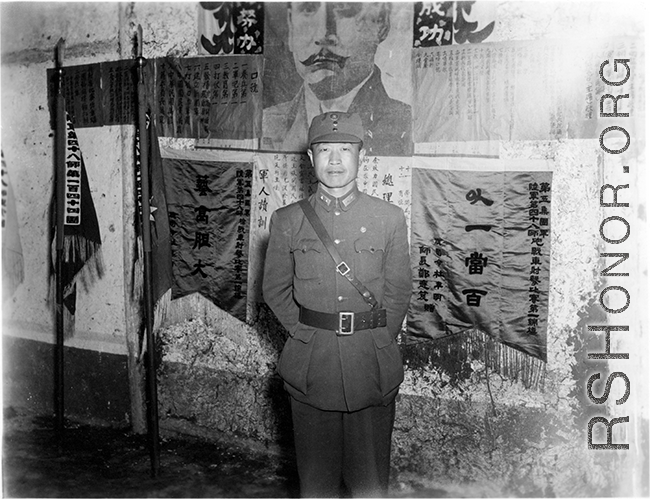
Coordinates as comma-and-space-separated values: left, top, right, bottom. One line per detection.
290, 396, 396, 498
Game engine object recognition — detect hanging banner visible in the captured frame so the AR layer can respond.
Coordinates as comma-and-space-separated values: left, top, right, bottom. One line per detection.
47, 59, 153, 128
50, 112, 104, 316
47, 63, 104, 128
102, 60, 138, 126
161, 148, 254, 323
134, 114, 173, 306
406, 157, 552, 361
413, 37, 644, 144
156, 55, 263, 141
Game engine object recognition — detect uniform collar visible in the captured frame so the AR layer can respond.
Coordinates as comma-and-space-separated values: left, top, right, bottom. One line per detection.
315, 184, 360, 212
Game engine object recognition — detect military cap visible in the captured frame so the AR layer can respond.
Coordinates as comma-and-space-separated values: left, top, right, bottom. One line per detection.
308, 112, 364, 147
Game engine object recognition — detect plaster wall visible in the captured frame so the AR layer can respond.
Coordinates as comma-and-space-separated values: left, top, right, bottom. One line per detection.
1, 2, 647, 496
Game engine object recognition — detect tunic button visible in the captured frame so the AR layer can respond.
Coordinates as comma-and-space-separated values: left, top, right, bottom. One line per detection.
334, 239, 340, 244
334, 211, 341, 216
337, 296, 344, 302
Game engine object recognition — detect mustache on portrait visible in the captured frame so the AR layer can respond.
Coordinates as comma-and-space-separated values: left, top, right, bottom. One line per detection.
300, 50, 348, 69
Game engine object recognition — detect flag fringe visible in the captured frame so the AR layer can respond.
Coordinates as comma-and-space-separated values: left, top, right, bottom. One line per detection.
153, 287, 172, 332
131, 238, 144, 302
61, 235, 104, 286
60, 237, 104, 301
403, 328, 546, 390
63, 303, 76, 340
48, 237, 104, 322
138, 287, 172, 362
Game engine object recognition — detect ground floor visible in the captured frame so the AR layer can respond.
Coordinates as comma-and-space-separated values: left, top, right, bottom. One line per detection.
2, 408, 450, 498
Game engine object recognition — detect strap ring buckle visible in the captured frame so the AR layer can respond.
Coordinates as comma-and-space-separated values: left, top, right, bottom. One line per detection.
337, 262, 351, 276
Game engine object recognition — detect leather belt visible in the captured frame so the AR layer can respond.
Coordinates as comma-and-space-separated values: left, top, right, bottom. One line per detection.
299, 306, 387, 336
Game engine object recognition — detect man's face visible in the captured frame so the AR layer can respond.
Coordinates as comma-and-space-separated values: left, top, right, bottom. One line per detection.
308, 142, 365, 195
288, 2, 389, 101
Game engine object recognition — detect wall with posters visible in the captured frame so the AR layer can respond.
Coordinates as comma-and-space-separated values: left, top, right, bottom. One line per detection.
1, 2, 646, 496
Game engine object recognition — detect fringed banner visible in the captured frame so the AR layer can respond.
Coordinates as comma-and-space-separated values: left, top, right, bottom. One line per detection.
407, 157, 551, 367
133, 112, 174, 354
50, 113, 104, 317
133, 113, 173, 305
161, 149, 253, 323
2, 150, 25, 299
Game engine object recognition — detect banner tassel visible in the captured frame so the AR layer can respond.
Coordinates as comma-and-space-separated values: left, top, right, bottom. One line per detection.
403, 328, 546, 390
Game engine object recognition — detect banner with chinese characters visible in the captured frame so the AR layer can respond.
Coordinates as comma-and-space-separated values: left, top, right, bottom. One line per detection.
156, 55, 263, 140
47, 63, 104, 128
412, 37, 643, 144
47, 59, 155, 128
406, 157, 552, 361
249, 154, 412, 308
102, 60, 138, 126
49, 112, 104, 317
161, 148, 254, 323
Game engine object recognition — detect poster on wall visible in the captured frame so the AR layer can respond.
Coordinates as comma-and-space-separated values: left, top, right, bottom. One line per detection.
155, 55, 263, 141
248, 152, 315, 308
161, 148, 254, 323
412, 36, 644, 145
198, 2, 264, 55
102, 60, 138, 126
406, 156, 552, 361
412, 1, 496, 48
261, 2, 414, 156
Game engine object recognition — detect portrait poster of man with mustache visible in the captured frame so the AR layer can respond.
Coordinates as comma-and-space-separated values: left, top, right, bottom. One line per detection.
262, 2, 413, 157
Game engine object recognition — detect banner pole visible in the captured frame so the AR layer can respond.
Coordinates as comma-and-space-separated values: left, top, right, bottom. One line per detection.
136, 25, 161, 477
54, 37, 66, 438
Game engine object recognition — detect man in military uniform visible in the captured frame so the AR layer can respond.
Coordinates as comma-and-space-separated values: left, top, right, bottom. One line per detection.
263, 112, 412, 497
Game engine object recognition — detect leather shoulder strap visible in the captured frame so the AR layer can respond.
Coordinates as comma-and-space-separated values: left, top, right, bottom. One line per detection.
299, 199, 378, 309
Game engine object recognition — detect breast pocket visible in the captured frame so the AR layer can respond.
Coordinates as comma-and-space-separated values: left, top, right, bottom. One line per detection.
353, 236, 385, 282
291, 238, 323, 279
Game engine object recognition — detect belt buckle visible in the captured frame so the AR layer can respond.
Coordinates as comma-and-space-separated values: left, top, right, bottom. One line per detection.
338, 312, 354, 335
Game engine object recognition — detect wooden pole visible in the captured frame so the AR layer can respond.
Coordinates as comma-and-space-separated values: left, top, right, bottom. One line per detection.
135, 25, 161, 477
54, 37, 66, 438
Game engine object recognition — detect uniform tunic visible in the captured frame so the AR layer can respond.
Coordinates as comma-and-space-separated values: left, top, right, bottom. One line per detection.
263, 184, 412, 412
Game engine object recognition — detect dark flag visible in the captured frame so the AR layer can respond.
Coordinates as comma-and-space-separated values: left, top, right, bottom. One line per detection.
133, 112, 173, 314
2, 150, 25, 299
162, 154, 252, 322
51, 112, 103, 315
